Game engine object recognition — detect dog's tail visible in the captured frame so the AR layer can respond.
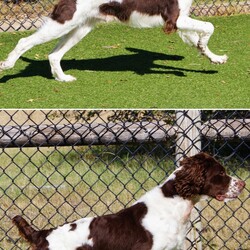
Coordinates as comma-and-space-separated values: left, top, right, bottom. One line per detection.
12, 215, 38, 244
13, 215, 52, 245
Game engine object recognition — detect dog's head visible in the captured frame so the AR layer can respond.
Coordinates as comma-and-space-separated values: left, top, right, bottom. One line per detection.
174, 153, 245, 201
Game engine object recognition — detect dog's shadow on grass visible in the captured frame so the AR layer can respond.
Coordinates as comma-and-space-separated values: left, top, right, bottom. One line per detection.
0, 47, 218, 83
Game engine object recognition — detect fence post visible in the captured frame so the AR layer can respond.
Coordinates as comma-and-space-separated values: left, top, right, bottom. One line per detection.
175, 110, 202, 250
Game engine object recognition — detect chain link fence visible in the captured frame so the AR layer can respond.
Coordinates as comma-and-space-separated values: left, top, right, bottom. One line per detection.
0, 0, 250, 31
0, 109, 249, 250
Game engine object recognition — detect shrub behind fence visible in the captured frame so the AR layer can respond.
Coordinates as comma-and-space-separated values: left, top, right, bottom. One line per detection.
0, 0, 250, 31
0, 110, 249, 250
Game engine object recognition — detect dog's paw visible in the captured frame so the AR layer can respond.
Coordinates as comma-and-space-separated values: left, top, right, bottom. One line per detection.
56, 74, 77, 82
210, 54, 228, 64
0, 61, 7, 71
0, 61, 14, 70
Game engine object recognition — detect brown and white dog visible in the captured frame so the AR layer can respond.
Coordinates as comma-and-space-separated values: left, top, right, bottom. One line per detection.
13, 152, 245, 250
0, 0, 228, 82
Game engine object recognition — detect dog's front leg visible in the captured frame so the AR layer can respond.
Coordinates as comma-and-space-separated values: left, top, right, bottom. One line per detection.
0, 35, 37, 71
0, 20, 60, 72
176, 16, 228, 64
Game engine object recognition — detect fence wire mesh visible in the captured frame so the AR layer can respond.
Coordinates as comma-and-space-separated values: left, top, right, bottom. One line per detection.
0, 110, 249, 250
0, 0, 250, 31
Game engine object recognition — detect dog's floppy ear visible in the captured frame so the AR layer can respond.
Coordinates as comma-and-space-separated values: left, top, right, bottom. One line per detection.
163, 0, 179, 34
174, 154, 207, 199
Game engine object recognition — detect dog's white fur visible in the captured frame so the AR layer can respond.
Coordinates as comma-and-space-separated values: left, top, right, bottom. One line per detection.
46, 218, 94, 249
0, 0, 228, 82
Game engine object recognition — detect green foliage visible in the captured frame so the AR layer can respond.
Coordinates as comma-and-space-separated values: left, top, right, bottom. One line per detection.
0, 15, 249, 108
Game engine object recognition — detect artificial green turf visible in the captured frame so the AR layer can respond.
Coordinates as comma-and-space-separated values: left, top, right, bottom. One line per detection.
0, 15, 249, 108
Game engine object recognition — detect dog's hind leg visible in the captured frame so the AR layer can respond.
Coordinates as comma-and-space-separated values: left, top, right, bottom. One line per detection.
0, 18, 80, 72
176, 16, 228, 64
48, 25, 93, 82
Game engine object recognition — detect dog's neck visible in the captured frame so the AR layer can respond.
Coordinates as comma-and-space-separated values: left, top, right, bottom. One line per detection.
160, 171, 201, 206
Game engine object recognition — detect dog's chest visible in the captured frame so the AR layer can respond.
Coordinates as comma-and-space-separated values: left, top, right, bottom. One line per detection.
138, 188, 193, 250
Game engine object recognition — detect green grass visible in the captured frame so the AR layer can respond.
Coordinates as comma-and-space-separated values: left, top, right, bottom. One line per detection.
0, 15, 249, 108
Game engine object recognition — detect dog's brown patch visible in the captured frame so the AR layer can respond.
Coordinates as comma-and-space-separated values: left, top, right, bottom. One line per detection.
88, 202, 153, 250
99, 0, 179, 33
70, 223, 77, 231
51, 0, 77, 24
76, 245, 93, 250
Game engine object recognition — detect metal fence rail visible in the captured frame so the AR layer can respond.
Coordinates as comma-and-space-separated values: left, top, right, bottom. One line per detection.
0, 109, 249, 250
0, 0, 250, 31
